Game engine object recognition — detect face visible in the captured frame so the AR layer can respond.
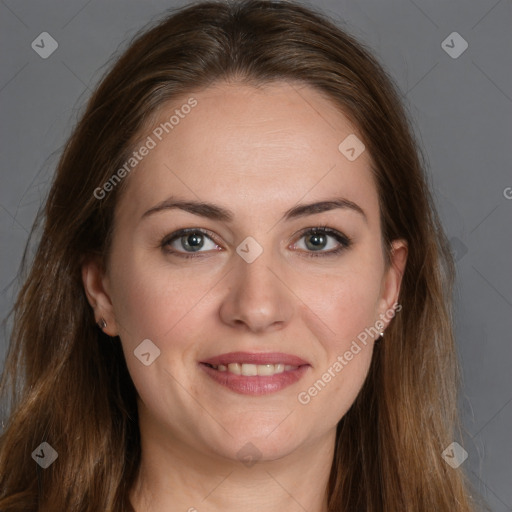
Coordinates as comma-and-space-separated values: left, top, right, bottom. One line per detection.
83, 81, 407, 464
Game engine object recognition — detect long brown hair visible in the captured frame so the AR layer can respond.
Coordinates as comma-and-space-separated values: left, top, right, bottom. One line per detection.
0, 1, 483, 510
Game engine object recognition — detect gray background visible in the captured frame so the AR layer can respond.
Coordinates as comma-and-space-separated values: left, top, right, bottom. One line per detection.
1, 0, 511, 509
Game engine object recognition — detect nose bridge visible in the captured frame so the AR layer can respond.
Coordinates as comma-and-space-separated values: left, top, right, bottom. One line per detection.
219, 240, 294, 331
236, 248, 276, 296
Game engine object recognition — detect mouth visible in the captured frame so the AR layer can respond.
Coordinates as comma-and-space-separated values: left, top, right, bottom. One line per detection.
203, 362, 300, 376
199, 352, 311, 395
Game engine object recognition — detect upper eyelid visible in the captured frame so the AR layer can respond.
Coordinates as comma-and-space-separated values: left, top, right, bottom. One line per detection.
163, 227, 219, 243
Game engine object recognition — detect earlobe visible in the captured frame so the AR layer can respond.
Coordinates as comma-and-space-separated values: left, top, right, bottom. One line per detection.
81, 258, 119, 337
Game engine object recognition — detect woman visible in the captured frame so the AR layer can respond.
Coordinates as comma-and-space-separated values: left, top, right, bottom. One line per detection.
0, 0, 483, 510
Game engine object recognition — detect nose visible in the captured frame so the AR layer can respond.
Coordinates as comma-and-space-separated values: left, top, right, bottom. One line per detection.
219, 248, 294, 333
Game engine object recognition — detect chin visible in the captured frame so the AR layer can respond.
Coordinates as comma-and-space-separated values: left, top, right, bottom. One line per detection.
208, 421, 305, 463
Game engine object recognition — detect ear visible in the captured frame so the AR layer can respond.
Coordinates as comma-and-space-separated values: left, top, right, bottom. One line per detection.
81, 257, 119, 337
376, 239, 408, 330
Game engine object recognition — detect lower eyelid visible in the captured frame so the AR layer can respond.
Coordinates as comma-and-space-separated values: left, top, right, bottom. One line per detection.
300, 245, 346, 258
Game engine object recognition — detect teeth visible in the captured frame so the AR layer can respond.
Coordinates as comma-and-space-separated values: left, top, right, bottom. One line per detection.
257, 364, 276, 376
227, 363, 241, 375
212, 363, 296, 376
242, 364, 258, 376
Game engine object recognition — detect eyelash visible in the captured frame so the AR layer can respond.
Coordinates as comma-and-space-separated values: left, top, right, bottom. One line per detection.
160, 225, 352, 259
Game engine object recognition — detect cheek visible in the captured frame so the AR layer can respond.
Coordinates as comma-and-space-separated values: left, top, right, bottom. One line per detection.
295, 269, 379, 423
304, 262, 383, 348
292, 252, 382, 414
333, 278, 381, 340
109, 256, 208, 411
109, 246, 213, 344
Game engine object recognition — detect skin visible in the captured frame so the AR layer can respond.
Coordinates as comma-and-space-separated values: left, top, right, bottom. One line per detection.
82, 81, 407, 512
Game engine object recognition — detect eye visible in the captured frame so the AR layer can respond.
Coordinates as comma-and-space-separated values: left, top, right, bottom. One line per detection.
291, 226, 352, 257
161, 228, 221, 258
160, 226, 351, 259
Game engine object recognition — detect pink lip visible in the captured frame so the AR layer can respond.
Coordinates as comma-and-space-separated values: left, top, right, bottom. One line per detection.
199, 352, 311, 396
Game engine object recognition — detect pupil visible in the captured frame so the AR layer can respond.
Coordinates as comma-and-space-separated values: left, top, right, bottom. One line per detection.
183, 233, 204, 251
306, 232, 326, 251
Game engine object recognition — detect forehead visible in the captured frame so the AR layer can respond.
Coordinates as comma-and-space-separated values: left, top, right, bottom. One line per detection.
117, 81, 379, 225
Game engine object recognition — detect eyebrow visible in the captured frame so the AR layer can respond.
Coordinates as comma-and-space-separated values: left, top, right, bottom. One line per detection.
141, 196, 367, 224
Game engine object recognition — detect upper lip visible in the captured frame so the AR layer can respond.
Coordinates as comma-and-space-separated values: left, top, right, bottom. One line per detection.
201, 352, 310, 366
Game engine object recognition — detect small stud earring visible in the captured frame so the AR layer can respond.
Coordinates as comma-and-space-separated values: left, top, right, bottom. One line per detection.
379, 331, 385, 338
97, 318, 107, 330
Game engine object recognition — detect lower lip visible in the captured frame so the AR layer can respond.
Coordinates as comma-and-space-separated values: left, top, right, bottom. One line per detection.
199, 363, 310, 395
